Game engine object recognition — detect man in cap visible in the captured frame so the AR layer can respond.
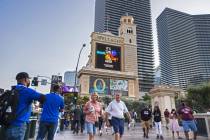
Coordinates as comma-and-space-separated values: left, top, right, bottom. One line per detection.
5, 72, 45, 140
105, 92, 131, 140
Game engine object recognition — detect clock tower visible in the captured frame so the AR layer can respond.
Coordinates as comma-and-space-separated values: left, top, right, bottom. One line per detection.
119, 15, 138, 76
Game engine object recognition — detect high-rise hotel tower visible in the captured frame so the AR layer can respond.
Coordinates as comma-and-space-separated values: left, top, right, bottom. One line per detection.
157, 8, 210, 90
94, 0, 154, 93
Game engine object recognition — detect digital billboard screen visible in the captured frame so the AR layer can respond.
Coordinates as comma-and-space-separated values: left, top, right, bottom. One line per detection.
95, 43, 121, 71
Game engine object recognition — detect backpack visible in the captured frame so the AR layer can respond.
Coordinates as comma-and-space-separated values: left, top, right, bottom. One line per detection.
0, 88, 20, 126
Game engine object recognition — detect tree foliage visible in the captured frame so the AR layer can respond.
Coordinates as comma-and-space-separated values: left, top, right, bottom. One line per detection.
121, 97, 148, 122
142, 93, 151, 104
186, 82, 210, 112
101, 96, 112, 106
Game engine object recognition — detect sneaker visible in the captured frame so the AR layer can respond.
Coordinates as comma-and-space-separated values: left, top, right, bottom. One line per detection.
156, 135, 159, 139
99, 131, 102, 136
146, 135, 149, 139
160, 135, 164, 140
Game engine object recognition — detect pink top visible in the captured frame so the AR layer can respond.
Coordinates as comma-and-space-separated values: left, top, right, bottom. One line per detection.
83, 101, 101, 124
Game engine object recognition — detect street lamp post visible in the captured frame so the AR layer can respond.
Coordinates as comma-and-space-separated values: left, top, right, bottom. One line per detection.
74, 43, 86, 92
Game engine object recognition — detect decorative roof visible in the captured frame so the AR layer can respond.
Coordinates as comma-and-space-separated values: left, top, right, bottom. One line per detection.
102, 31, 116, 36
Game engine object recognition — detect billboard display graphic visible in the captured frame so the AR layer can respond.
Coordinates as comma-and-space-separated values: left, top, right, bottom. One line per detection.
110, 80, 128, 91
89, 76, 110, 95
95, 43, 121, 71
89, 77, 128, 96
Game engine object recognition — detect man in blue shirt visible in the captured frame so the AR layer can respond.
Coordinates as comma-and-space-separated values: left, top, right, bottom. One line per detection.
36, 84, 64, 140
5, 72, 45, 140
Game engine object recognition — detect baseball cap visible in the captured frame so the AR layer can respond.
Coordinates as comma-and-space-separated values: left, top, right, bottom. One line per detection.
16, 72, 30, 80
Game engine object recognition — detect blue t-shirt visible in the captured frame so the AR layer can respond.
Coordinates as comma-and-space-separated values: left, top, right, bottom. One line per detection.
40, 93, 64, 123
11, 84, 42, 126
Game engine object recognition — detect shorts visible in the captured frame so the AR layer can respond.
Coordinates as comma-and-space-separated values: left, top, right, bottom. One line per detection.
111, 117, 125, 136
142, 120, 150, 129
182, 120, 197, 132
85, 121, 96, 135
165, 118, 170, 124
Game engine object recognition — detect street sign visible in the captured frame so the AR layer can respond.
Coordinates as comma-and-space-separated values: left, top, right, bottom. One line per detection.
51, 75, 62, 83
41, 79, 48, 85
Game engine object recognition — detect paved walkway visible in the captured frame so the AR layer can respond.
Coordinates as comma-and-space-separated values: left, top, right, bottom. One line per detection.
31, 124, 208, 140
1, 122, 207, 139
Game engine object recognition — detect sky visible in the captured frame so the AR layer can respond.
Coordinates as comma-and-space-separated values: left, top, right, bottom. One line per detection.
0, 0, 210, 91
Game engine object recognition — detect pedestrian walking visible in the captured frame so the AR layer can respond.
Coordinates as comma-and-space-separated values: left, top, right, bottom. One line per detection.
105, 92, 131, 140
164, 109, 170, 129
4, 72, 45, 140
178, 101, 197, 140
170, 109, 182, 139
83, 93, 101, 140
140, 105, 152, 138
98, 107, 105, 136
80, 105, 85, 133
153, 106, 164, 140
73, 105, 82, 134
36, 85, 64, 140
133, 110, 138, 123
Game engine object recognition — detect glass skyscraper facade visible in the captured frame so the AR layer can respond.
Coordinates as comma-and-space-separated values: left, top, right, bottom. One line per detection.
64, 71, 76, 86
94, 0, 154, 92
157, 8, 210, 90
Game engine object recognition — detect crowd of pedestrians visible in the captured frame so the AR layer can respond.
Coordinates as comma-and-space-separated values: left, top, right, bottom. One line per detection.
2, 72, 199, 140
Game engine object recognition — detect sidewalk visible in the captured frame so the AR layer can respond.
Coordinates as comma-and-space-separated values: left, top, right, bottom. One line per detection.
30, 124, 208, 140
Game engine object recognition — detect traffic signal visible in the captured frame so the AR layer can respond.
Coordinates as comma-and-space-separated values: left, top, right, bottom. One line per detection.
31, 77, 38, 86
73, 92, 78, 104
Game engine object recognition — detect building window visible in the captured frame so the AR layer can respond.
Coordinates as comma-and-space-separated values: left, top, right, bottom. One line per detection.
128, 19, 131, 23
127, 28, 133, 34
129, 39, 132, 43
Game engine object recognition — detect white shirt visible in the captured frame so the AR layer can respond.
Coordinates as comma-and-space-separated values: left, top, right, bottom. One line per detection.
106, 100, 128, 119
